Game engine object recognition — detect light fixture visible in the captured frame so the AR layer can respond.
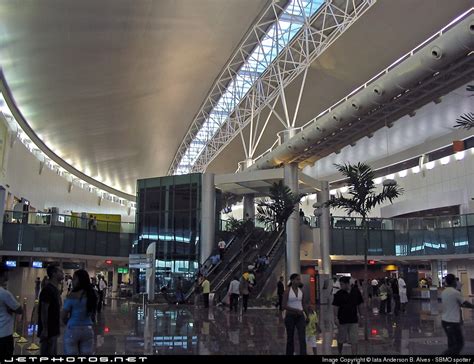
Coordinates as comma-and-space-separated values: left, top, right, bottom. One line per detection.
385, 174, 395, 180
412, 166, 421, 174
398, 170, 407, 178
440, 156, 450, 165
340, 186, 348, 193
374, 177, 383, 185
426, 161, 435, 170
455, 151, 465, 161
329, 189, 337, 196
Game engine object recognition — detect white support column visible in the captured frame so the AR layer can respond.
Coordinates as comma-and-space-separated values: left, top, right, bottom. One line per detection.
243, 194, 255, 223
285, 162, 300, 276
201, 173, 216, 264
145, 242, 156, 302
242, 159, 255, 225
281, 128, 301, 276
112, 265, 119, 299
318, 181, 331, 275
0, 186, 6, 244
431, 260, 440, 287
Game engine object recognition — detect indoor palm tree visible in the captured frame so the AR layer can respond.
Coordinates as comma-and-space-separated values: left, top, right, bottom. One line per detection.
325, 162, 403, 340
453, 85, 474, 130
256, 180, 302, 231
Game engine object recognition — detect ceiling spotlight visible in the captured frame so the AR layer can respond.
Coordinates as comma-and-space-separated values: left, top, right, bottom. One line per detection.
455, 151, 465, 161
398, 170, 407, 178
374, 177, 383, 185
412, 166, 421, 174
440, 156, 450, 165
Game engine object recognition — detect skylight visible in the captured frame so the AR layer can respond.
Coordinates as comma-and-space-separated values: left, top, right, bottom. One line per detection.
175, 0, 324, 174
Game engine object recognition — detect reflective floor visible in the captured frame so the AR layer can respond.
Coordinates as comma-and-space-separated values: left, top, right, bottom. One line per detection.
14, 298, 474, 355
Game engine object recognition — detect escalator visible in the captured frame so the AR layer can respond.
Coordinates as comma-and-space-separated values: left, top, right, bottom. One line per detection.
211, 228, 284, 302
182, 229, 260, 301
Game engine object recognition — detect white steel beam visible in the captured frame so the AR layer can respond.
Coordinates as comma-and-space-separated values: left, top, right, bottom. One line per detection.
169, 0, 376, 175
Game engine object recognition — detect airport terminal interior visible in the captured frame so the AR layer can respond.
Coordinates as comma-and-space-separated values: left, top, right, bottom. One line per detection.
0, 0, 473, 356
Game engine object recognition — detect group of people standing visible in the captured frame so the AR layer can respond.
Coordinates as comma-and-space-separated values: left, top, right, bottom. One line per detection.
371, 276, 408, 315
0, 263, 109, 356
37, 266, 110, 355
226, 269, 256, 313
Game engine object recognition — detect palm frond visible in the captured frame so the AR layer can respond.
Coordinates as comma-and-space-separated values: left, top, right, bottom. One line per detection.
454, 112, 474, 130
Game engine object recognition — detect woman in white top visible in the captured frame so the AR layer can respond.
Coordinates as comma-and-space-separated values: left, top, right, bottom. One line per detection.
282, 273, 308, 355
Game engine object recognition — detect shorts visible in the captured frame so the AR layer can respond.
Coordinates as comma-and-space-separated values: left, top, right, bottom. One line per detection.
337, 323, 358, 345
306, 335, 317, 348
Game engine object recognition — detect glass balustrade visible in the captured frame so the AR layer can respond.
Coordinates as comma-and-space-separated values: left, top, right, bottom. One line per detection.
309, 213, 474, 257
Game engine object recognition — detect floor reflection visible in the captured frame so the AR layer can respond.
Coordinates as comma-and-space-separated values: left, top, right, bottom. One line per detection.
15, 298, 474, 355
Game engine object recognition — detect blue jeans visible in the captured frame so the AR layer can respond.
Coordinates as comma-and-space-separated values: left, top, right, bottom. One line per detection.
64, 326, 94, 355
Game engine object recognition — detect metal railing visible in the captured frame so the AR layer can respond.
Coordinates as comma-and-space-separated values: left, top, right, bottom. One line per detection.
310, 213, 474, 231
309, 213, 474, 257
3, 210, 136, 234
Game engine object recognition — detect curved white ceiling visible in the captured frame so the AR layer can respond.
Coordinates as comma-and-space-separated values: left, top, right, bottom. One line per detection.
0, 0, 471, 196
0, 0, 268, 194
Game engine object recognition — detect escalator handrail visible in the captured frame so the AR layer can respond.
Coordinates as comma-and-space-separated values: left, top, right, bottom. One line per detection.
211, 229, 276, 298
255, 241, 286, 299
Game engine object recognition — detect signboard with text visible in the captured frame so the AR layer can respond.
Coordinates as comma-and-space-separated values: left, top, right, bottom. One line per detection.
128, 254, 153, 269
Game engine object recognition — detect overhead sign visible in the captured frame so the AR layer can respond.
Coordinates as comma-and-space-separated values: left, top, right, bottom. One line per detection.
129, 254, 153, 269
118, 267, 129, 274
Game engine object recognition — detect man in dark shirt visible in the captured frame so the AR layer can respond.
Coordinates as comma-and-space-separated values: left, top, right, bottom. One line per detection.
333, 276, 363, 354
277, 276, 285, 311
38, 264, 64, 356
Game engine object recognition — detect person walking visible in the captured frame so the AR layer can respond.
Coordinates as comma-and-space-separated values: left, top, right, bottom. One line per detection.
38, 264, 64, 355
239, 275, 250, 313
306, 305, 319, 355
228, 277, 240, 313
41, 276, 49, 290
0, 264, 23, 356
175, 277, 185, 305
194, 275, 202, 308
277, 276, 285, 311
379, 279, 389, 315
282, 273, 308, 355
391, 278, 401, 316
398, 275, 408, 313
61, 270, 97, 355
97, 276, 107, 313
441, 274, 474, 355
66, 275, 73, 294
386, 278, 393, 314
333, 276, 363, 355
35, 277, 41, 300
218, 239, 226, 260
201, 276, 210, 308
90, 277, 99, 323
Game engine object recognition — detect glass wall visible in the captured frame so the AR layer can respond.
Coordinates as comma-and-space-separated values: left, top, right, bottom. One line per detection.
135, 174, 201, 293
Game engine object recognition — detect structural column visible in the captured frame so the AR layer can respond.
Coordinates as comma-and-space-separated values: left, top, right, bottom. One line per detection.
112, 265, 119, 298
317, 181, 331, 276
145, 242, 156, 302
285, 162, 300, 276
431, 260, 440, 287
201, 173, 216, 264
243, 194, 255, 223
0, 186, 6, 245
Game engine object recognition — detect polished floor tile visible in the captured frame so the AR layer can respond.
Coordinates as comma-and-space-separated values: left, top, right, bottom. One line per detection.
14, 297, 474, 355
